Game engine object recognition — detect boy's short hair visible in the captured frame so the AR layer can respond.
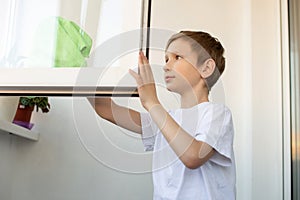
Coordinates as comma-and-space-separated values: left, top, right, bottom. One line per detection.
165, 31, 225, 91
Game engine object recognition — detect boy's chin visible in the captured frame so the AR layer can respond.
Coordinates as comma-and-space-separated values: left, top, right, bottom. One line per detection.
165, 86, 172, 92
166, 86, 178, 94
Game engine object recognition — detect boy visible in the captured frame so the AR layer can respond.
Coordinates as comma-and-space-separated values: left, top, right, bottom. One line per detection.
89, 31, 236, 199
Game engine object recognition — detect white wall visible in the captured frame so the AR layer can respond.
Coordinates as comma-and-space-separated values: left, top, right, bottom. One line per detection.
251, 0, 283, 199
0, 0, 285, 199
0, 98, 153, 200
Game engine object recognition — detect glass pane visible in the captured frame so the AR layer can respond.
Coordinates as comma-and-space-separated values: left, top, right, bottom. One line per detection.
0, 0, 148, 95
0, 0, 144, 68
149, 1, 284, 199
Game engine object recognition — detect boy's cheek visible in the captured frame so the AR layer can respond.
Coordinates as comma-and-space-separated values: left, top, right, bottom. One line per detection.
174, 65, 201, 80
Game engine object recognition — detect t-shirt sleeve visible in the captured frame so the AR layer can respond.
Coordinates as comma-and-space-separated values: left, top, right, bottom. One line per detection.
195, 104, 234, 167
140, 112, 158, 151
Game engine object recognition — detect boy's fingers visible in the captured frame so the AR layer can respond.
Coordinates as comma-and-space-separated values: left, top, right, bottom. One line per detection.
137, 51, 155, 84
139, 51, 154, 80
140, 51, 149, 64
138, 53, 147, 76
129, 69, 143, 86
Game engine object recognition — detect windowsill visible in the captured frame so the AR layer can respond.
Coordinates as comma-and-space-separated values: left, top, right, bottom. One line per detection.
0, 119, 39, 141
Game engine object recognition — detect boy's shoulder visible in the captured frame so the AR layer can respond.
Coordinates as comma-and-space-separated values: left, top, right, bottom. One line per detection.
169, 102, 232, 119
199, 102, 231, 112
169, 102, 231, 112
199, 102, 232, 120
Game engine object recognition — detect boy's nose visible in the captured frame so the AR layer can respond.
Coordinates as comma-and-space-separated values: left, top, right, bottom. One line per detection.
163, 62, 172, 72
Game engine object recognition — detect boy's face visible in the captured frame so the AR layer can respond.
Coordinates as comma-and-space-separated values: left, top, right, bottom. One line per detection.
164, 38, 206, 94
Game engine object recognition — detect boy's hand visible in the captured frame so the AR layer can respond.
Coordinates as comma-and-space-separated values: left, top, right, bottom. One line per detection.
129, 51, 160, 111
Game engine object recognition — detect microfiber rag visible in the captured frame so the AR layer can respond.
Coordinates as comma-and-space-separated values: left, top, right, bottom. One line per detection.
54, 16, 92, 67
29, 16, 93, 67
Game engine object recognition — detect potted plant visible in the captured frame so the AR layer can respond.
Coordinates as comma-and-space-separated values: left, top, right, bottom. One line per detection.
13, 97, 50, 129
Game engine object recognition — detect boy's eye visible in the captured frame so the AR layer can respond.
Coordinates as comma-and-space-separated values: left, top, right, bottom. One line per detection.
164, 54, 182, 63
176, 55, 182, 60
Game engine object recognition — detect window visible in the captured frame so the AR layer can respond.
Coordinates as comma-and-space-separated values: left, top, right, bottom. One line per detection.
0, 0, 151, 96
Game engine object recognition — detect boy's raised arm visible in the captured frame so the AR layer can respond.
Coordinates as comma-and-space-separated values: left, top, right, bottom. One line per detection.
87, 97, 142, 134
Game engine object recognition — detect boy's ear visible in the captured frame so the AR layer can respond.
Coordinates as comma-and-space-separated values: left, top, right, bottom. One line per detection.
199, 58, 216, 78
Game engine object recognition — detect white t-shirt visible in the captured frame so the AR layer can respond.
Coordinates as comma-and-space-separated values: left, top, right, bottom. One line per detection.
141, 102, 236, 200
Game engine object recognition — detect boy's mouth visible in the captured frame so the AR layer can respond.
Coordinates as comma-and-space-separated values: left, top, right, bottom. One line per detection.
165, 75, 175, 82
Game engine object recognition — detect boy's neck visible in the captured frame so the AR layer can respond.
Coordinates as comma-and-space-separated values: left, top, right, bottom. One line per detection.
180, 89, 209, 109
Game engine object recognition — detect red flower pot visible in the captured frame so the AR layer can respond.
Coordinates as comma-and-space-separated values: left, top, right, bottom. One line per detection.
13, 104, 34, 129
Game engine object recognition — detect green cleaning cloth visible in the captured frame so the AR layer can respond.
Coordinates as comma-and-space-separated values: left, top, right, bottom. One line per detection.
54, 17, 92, 67
29, 16, 92, 68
